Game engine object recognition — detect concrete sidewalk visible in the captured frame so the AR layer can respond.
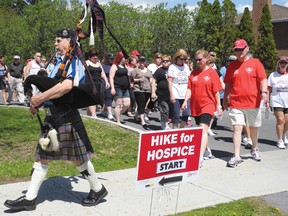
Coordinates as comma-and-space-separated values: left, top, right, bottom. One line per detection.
1, 150, 288, 215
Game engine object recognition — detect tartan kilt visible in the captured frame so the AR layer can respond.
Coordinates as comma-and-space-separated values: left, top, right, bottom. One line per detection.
36, 108, 94, 161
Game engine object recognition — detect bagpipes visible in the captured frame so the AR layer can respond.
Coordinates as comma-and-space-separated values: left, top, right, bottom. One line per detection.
24, 0, 128, 109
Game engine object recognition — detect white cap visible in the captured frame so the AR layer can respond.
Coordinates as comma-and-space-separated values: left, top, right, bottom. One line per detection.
228, 55, 237, 61
14, 55, 20, 59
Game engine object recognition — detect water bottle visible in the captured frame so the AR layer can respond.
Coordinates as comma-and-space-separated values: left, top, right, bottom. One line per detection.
214, 111, 223, 120
265, 108, 270, 119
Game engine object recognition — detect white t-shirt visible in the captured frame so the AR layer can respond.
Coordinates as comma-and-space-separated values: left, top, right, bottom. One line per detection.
168, 63, 190, 99
28, 60, 41, 76
268, 71, 288, 108
147, 63, 160, 74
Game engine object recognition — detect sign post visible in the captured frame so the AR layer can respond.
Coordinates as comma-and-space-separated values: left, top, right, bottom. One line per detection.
136, 127, 203, 190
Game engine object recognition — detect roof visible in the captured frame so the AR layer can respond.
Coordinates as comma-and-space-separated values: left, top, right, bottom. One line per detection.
271, 4, 288, 22
236, 4, 288, 24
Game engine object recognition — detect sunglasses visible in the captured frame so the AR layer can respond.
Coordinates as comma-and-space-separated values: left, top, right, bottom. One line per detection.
56, 39, 61, 43
156, 56, 162, 59
279, 62, 287, 64
195, 58, 202, 62
179, 58, 186, 61
234, 48, 245, 52
162, 60, 170, 63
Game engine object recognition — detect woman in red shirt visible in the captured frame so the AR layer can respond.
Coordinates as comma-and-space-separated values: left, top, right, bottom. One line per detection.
182, 49, 223, 167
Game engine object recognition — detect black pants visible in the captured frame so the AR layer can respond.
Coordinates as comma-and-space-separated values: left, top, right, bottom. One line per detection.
129, 88, 136, 111
134, 91, 151, 115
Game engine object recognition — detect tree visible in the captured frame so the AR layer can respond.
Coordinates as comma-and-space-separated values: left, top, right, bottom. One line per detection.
102, 2, 151, 57
237, 7, 255, 53
165, 4, 193, 56
23, 0, 83, 59
145, 3, 170, 55
0, 7, 31, 61
254, 4, 278, 72
219, 0, 237, 65
0, 0, 28, 15
193, 0, 212, 50
208, 0, 222, 53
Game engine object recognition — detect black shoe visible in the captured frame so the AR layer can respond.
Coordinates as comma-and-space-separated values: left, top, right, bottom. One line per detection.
4, 195, 36, 211
134, 115, 140, 122
142, 123, 148, 130
82, 185, 108, 206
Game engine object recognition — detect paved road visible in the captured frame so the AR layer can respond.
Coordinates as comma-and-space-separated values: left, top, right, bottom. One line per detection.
91, 106, 279, 156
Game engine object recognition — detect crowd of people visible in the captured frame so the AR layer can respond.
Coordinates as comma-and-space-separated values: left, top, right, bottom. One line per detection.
0, 52, 52, 106
1, 39, 288, 167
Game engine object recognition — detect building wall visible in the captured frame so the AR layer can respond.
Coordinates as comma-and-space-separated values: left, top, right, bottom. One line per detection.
273, 22, 288, 56
252, 0, 272, 41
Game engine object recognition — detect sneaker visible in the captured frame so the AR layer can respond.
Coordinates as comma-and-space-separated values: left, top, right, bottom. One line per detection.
227, 156, 243, 168
186, 120, 192, 127
101, 110, 108, 118
283, 135, 288, 145
108, 114, 115, 121
144, 113, 149, 121
242, 135, 248, 144
250, 148, 261, 161
96, 105, 102, 112
208, 128, 215, 136
277, 140, 286, 149
245, 138, 253, 149
203, 148, 212, 160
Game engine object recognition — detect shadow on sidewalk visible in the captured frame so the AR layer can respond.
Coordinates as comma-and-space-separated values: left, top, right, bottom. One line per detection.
4, 175, 107, 213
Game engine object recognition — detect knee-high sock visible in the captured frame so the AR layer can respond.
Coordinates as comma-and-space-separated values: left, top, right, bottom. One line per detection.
25, 162, 48, 200
77, 160, 102, 192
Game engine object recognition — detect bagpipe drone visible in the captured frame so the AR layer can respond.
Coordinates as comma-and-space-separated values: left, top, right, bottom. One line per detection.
24, 0, 129, 109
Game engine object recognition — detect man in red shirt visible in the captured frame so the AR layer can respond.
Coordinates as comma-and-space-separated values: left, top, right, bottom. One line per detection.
223, 39, 268, 168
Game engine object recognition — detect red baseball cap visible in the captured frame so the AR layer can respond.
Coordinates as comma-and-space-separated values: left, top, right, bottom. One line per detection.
233, 39, 248, 50
278, 57, 288, 63
130, 50, 141, 56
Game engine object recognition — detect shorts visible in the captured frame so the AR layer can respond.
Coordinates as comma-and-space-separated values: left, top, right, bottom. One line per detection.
0, 78, 7, 90
104, 87, 113, 107
194, 113, 213, 126
172, 99, 190, 123
114, 88, 130, 99
229, 108, 261, 127
273, 107, 288, 114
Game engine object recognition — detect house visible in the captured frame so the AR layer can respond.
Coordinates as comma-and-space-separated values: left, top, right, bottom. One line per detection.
236, 2, 288, 56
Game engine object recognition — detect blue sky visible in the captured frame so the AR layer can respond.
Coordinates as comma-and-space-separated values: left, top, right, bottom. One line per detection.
96, 0, 288, 13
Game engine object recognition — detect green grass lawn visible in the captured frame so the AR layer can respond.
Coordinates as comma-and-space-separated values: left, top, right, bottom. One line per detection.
0, 107, 286, 216
174, 197, 285, 216
0, 106, 139, 184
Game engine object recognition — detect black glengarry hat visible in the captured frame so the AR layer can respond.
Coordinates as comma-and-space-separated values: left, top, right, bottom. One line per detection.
56, 29, 76, 38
